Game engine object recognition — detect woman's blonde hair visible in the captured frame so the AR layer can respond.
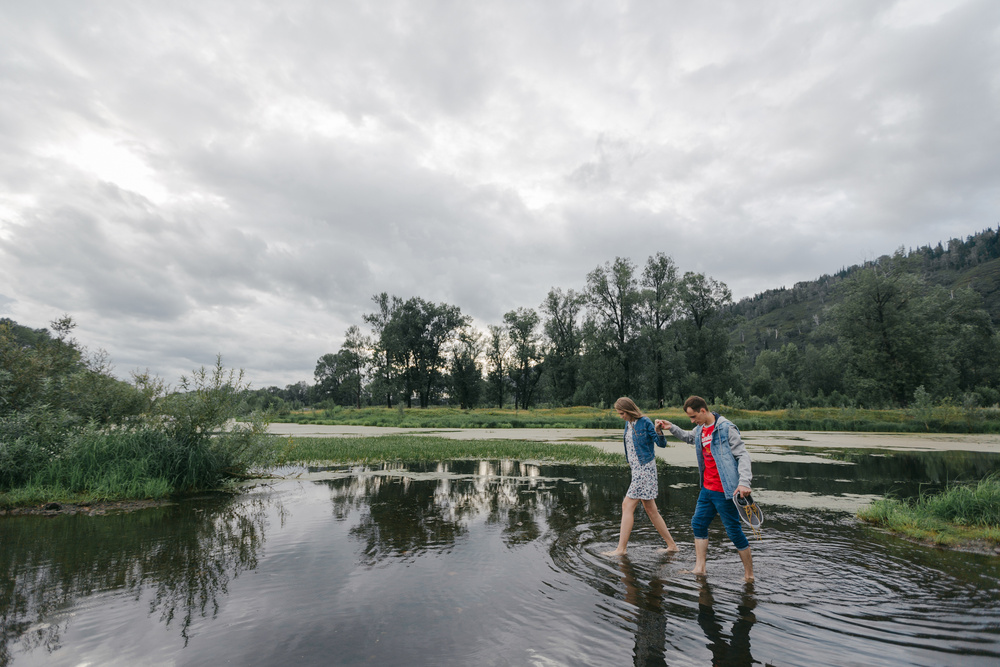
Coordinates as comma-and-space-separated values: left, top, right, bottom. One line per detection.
614, 397, 643, 421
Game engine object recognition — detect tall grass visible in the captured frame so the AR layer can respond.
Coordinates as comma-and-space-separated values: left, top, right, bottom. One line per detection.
281, 405, 626, 429
276, 435, 629, 467
279, 404, 1000, 433
0, 420, 281, 507
858, 475, 1000, 546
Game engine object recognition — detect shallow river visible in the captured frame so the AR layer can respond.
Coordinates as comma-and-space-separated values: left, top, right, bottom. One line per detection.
2, 433, 1000, 666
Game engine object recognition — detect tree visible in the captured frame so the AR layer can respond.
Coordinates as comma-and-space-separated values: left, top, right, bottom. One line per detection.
639, 253, 680, 407
339, 325, 370, 408
540, 288, 584, 405
485, 324, 512, 408
833, 254, 1000, 405
504, 308, 543, 409
386, 297, 469, 408
364, 293, 403, 408
675, 272, 736, 399
585, 257, 641, 398
449, 328, 483, 409
314, 353, 350, 404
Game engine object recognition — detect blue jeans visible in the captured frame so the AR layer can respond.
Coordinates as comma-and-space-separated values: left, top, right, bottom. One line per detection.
691, 487, 749, 551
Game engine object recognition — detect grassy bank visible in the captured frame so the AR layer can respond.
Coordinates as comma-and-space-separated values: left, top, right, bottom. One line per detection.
277, 404, 1000, 433
0, 421, 278, 509
857, 476, 1000, 549
276, 435, 629, 467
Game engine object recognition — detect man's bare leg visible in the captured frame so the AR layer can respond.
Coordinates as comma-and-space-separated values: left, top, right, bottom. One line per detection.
692, 537, 709, 575
640, 499, 679, 552
605, 497, 639, 556
738, 547, 755, 583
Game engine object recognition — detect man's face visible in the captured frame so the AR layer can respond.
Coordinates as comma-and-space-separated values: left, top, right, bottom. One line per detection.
685, 407, 711, 426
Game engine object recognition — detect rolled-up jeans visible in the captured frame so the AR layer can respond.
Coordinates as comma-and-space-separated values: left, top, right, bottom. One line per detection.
691, 487, 749, 551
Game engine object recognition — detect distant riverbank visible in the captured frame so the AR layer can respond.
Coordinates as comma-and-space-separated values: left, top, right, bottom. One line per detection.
276, 404, 1000, 434
268, 423, 1000, 462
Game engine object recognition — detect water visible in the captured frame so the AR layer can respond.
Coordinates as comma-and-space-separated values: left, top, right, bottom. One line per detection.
2, 450, 999, 666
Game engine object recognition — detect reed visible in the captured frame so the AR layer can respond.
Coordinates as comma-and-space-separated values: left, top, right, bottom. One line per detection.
280, 405, 1000, 433
858, 475, 1000, 546
0, 422, 279, 508
276, 435, 629, 467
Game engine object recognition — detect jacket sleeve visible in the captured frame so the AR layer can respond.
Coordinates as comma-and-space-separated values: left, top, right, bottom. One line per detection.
638, 417, 667, 448
667, 423, 697, 445
725, 422, 753, 488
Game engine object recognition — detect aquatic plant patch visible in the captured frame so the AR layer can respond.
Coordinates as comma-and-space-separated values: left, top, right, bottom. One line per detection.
275, 435, 630, 467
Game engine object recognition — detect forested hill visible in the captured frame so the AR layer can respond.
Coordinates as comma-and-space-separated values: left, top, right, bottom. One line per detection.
729, 227, 1000, 357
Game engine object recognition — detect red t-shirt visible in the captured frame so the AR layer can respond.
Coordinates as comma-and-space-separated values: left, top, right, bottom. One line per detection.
700, 423, 724, 492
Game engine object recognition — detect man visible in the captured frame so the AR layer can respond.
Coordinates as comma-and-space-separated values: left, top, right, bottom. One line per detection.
656, 395, 755, 582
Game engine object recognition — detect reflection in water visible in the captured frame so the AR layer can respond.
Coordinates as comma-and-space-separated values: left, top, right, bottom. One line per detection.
0, 488, 277, 665
320, 460, 562, 561
617, 557, 668, 666
696, 581, 756, 667
752, 449, 1000, 502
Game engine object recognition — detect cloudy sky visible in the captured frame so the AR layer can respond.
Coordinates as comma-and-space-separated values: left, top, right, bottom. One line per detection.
1, 0, 998, 388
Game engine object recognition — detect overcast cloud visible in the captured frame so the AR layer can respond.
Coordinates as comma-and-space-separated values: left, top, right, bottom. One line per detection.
1, 0, 998, 387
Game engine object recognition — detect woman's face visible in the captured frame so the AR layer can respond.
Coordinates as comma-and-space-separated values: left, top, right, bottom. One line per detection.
616, 409, 630, 422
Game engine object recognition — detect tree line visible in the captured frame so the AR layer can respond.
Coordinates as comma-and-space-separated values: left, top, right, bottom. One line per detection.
251, 228, 1000, 412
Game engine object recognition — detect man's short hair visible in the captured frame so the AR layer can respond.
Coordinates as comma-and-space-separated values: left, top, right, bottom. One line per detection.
683, 395, 709, 413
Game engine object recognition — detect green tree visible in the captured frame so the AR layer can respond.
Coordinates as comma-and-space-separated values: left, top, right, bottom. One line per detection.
504, 308, 543, 409
364, 293, 404, 408
540, 288, 583, 405
485, 324, 512, 408
639, 252, 680, 407
585, 257, 641, 398
449, 329, 483, 409
675, 272, 736, 400
314, 326, 370, 407
386, 297, 469, 408
832, 257, 935, 405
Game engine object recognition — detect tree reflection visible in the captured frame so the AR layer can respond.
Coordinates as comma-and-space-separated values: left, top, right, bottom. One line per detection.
0, 489, 277, 665
324, 460, 579, 561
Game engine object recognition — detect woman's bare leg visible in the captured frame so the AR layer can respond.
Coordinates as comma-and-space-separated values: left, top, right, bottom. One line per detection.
606, 496, 640, 556
641, 499, 678, 551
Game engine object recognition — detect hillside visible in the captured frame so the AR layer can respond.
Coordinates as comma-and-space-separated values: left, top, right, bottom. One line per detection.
728, 227, 1000, 361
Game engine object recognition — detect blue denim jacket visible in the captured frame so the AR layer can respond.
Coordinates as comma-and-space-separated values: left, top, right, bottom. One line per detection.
667, 413, 752, 496
624, 416, 667, 465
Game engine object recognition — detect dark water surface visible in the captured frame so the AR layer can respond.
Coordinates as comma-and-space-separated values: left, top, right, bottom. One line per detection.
2, 450, 1000, 666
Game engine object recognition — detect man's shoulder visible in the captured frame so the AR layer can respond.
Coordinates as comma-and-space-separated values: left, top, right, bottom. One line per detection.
716, 415, 739, 431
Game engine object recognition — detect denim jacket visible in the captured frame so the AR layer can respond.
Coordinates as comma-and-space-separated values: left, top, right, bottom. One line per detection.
667, 413, 752, 496
624, 416, 667, 466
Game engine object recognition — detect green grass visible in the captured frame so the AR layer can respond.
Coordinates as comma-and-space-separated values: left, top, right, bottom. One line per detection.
857, 475, 1000, 547
275, 404, 1000, 433
279, 405, 629, 429
275, 434, 629, 467
0, 424, 279, 509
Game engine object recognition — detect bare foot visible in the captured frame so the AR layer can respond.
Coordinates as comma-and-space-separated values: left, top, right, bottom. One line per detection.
656, 545, 680, 554
682, 568, 707, 576
744, 574, 755, 583
601, 548, 627, 557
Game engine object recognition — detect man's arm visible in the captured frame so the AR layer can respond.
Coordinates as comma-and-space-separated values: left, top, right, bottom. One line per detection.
725, 422, 753, 493
647, 417, 668, 448
655, 419, 697, 445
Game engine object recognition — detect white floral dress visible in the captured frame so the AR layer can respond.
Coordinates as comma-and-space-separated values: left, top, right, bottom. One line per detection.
625, 422, 658, 500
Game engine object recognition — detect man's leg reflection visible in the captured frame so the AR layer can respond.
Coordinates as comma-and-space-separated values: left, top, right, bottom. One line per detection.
617, 556, 668, 666
697, 579, 758, 666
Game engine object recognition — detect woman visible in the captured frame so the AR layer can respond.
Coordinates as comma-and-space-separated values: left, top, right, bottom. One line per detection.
607, 397, 678, 556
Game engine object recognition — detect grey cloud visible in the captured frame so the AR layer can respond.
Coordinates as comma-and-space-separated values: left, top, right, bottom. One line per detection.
2, 0, 997, 387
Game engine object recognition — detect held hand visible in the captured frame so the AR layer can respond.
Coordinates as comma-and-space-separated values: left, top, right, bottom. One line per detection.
654, 419, 672, 431
735, 485, 752, 498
